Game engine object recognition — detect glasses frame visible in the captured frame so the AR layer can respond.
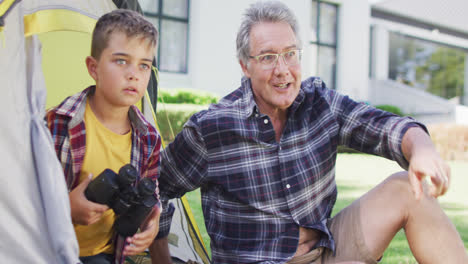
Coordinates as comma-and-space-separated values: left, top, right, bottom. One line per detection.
249, 49, 303, 69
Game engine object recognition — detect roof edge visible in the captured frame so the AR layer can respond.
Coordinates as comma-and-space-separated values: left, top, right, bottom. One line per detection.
371, 7, 468, 39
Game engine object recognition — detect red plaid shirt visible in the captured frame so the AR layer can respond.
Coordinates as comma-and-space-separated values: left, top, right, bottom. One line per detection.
45, 86, 161, 263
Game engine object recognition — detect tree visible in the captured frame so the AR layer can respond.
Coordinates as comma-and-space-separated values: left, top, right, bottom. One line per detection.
415, 47, 465, 101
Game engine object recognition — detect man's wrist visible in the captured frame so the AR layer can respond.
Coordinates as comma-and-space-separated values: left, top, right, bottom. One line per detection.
149, 237, 172, 264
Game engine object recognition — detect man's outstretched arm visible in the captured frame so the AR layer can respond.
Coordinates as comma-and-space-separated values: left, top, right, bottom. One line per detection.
355, 126, 466, 263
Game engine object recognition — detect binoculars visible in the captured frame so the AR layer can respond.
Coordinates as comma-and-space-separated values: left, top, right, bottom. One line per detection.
85, 164, 158, 237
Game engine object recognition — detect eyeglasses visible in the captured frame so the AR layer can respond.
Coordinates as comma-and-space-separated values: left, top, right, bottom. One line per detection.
249, 49, 303, 70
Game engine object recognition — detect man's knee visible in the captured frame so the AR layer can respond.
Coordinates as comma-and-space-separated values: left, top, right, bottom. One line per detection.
380, 171, 435, 209
377, 172, 419, 212
382, 172, 412, 195
385, 171, 434, 195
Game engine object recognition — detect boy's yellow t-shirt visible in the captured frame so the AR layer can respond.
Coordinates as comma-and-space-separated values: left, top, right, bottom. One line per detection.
74, 101, 132, 257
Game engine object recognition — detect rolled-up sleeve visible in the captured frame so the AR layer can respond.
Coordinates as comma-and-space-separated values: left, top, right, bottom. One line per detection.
323, 87, 427, 170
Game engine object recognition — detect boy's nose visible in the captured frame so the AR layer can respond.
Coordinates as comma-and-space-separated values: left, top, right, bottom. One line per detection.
126, 66, 139, 81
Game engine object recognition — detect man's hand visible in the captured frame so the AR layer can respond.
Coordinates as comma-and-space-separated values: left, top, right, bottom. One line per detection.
408, 147, 450, 199
123, 205, 161, 256
70, 174, 109, 225
403, 127, 451, 200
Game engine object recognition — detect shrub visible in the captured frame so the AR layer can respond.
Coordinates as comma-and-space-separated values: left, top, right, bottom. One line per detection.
156, 104, 208, 143
374, 104, 404, 116
155, 89, 218, 143
157, 89, 218, 105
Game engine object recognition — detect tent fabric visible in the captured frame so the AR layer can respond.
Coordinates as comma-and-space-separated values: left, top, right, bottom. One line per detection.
0, 0, 210, 263
26, 34, 81, 264
144, 91, 210, 264
22, 0, 116, 36
0, 0, 20, 31
0, 1, 80, 263
167, 198, 209, 264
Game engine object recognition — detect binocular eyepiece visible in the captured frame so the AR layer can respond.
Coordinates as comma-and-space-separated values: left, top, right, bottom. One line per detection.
85, 164, 158, 237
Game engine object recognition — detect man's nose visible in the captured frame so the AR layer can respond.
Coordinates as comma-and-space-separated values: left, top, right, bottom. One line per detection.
273, 55, 289, 74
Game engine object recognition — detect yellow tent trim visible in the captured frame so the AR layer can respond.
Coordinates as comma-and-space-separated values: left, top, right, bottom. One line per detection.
0, 0, 16, 15
180, 196, 209, 264
148, 66, 208, 254
144, 90, 207, 251
24, 9, 96, 37
0, 0, 19, 32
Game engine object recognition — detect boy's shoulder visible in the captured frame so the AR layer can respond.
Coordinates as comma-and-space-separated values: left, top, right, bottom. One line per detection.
45, 86, 94, 128
48, 86, 93, 118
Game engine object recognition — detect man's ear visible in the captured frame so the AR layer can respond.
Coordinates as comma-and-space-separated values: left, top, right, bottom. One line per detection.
85, 56, 98, 81
239, 60, 251, 78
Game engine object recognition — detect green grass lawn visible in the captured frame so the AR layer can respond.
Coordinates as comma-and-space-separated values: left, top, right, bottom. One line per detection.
185, 153, 468, 263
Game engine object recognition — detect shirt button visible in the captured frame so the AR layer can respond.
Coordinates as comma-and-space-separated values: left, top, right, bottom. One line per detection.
286, 184, 291, 189
264, 119, 269, 124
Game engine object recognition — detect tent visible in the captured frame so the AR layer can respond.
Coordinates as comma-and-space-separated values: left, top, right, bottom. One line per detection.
0, 0, 209, 263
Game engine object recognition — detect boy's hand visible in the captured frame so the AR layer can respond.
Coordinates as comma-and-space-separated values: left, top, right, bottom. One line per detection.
69, 174, 109, 225
123, 206, 161, 256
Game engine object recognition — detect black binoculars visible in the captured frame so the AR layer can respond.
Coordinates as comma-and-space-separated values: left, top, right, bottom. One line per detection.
85, 164, 158, 237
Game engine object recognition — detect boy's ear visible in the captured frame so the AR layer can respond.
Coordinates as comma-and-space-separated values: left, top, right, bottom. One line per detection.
85, 56, 98, 81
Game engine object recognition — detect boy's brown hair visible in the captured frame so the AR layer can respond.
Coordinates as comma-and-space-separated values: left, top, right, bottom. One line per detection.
91, 9, 158, 60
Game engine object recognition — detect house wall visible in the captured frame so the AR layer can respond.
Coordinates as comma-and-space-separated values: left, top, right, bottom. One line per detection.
156, 0, 468, 124
370, 79, 468, 125
158, 0, 371, 101
332, 0, 370, 101
368, 15, 468, 124
370, 79, 456, 123
369, 16, 468, 102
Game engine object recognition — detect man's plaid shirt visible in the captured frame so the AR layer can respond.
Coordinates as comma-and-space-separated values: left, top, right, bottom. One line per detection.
45, 86, 161, 264
159, 77, 424, 264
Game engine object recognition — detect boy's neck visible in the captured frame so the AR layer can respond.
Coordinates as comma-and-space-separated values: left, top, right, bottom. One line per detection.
88, 94, 131, 135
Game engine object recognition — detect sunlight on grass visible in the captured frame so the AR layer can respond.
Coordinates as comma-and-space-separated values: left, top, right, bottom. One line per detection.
185, 154, 468, 261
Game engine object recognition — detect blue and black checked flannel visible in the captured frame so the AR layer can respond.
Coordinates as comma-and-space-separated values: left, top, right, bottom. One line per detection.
158, 77, 425, 264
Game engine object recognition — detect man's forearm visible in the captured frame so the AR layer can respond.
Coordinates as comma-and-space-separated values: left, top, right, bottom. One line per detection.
149, 237, 172, 264
401, 127, 434, 162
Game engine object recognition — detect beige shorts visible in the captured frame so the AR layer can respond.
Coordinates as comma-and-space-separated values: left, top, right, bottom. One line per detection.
288, 200, 378, 264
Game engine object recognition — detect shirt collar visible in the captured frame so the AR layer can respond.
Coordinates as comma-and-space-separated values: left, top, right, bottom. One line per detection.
55, 86, 93, 127
128, 105, 149, 135
290, 86, 306, 114
240, 77, 258, 118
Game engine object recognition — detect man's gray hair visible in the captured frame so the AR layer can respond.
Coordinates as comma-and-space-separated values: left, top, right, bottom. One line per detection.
236, 1, 302, 66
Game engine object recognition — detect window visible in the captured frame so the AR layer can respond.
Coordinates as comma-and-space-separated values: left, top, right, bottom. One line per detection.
389, 32, 466, 103
140, 0, 189, 73
310, 0, 338, 89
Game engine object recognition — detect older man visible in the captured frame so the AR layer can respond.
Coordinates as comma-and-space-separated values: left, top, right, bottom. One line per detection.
151, 1, 467, 263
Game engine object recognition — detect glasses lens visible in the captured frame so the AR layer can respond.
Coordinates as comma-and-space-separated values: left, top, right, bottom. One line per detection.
283, 50, 301, 66
256, 50, 302, 70
258, 54, 278, 67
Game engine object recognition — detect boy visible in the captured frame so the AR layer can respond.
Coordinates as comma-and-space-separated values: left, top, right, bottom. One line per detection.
45, 9, 161, 264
